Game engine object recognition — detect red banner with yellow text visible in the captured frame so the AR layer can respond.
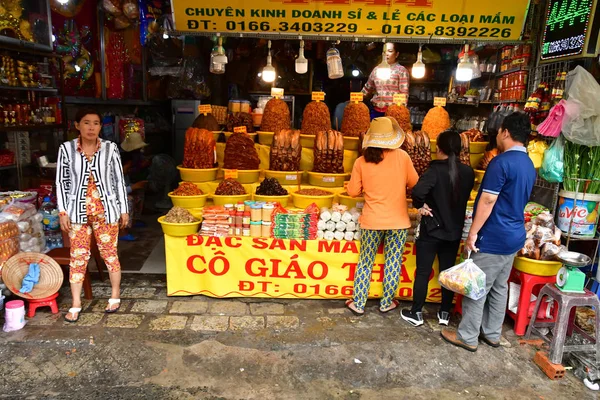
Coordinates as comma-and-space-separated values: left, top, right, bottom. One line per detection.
166, 235, 451, 302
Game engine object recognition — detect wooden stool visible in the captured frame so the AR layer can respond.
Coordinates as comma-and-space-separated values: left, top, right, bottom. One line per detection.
526, 283, 600, 364
507, 269, 557, 336
27, 292, 59, 318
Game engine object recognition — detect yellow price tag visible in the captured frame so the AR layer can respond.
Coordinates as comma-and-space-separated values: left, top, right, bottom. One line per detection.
393, 94, 407, 106
271, 88, 284, 98
233, 126, 247, 134
224, 169, 239, 179
198, 104, 212, 115
433, 97, 447, 107
312, 92, 325, 102
350, 92, 363, 104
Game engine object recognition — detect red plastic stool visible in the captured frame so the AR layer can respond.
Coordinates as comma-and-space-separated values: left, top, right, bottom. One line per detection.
27, 292, 59, 318
507, 268, 557, 336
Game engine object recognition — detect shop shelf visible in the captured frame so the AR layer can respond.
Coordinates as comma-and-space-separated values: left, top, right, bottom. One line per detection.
0, 85, 58, 93
0, 123, 64, 132
0, 165, 17, 171
495, 66, 530, 77
64, 97, 167, 106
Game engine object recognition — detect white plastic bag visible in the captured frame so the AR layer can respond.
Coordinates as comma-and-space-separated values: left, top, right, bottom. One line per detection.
439, 255, 486, 300
562, 66, 600, 146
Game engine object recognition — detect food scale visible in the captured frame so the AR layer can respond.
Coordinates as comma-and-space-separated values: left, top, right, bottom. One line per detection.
556, 251, 592, 293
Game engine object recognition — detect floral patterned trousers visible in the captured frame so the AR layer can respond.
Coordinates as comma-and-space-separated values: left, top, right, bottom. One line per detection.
69, 214, 121, 284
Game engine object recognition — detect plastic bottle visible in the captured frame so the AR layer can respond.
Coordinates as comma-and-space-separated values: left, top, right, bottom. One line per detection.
40, 197, 60, 232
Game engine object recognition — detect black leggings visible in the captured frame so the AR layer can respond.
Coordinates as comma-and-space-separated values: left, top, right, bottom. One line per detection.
411, 236, 461, 313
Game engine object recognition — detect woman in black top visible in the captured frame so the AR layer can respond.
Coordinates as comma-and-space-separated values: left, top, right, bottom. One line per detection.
401, 130, 475, 327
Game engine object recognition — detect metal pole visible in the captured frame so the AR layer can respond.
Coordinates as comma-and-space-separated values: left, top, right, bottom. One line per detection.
98, 4, 107, 100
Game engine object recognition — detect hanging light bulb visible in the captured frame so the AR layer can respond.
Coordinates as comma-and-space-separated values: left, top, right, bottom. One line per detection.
456, 44, 474, 82
375, 42, 391, 80
412, 44, 426, 79
352, 69, 360, 77
262, 40, 276, 83
295, 38, 308, 74
163, 32, 169, 40
210, 36, 228, 74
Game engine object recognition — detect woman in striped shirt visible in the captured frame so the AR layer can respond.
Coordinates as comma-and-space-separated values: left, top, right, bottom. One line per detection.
362, 43, 410, 119
57, 108, 129, 323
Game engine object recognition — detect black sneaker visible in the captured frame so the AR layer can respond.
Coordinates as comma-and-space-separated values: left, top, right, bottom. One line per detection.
437, 311, 450, 326
401, 309, 423, 327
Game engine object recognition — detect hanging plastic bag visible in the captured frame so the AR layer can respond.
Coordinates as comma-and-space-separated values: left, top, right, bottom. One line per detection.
539, 135, 564, 183
562, 66, 600, 146
527, 138, 548, 169
439, 253, 486, 300
537, 100, 566, 138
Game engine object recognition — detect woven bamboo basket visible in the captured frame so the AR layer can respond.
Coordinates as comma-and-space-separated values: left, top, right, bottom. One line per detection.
2, 253, 64, 299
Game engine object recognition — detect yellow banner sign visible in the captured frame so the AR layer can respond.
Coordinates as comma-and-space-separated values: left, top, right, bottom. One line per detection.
165, 235, 447, 301
172, 0, 529, 40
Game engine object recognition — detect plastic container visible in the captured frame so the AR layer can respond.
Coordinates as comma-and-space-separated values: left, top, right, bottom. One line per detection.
264, 170, 303, 185
343, 136, 359, 150
40, 197, 59, 232
300, 134, 316, 148
262, 203, 275, 222
469, 142, 488, 154
474, 169, 485, 183
240, 101, 251, 113
177, 166, 218, 183
337, 193, 365, 209
250, 221, 261, 237
158, 216, 201, 237
221, 169, 261, 184
3, 299, 25, 332
557, 190, 600, 237
307, 172, 350, 188
168, 193, 209, 209
291, 191, 335, 209
250, 203, 262, 221
326, 47, 344, 79
513, 257, 563, 277
262, 221, 272, 237
257, 131, 273, 145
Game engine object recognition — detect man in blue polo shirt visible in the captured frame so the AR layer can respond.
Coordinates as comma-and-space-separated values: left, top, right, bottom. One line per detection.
441, 112, 536, 352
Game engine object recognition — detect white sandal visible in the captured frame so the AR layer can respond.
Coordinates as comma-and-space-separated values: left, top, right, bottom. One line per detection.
105, 298, 121, 314
64, 307, 82, 323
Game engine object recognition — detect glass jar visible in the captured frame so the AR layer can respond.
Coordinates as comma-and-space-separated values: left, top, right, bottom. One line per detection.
326, 47, 344, 79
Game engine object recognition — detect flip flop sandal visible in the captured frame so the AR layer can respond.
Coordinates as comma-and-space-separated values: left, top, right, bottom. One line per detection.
345, 300, 364, 317
64, 307, 81, 323
105, 298, 121, 314
379, 299, 400, 314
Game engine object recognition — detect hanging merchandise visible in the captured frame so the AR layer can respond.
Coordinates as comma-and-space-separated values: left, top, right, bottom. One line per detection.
210, 36, 227, 74
326, 44, 343, 80
106, 31, 127, 99
539, 135, 564, 183
562, 66, 600, 146
51, 0, 86, 18
537, 100, 566, 138
527, 138, 548, 169
54, 21, 94, 90
138, 0, 163, 46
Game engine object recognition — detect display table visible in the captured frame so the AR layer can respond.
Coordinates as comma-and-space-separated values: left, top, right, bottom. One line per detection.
165, 235, 446, 301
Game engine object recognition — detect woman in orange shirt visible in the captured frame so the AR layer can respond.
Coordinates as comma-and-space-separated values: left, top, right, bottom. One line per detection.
345, 117, 419, 315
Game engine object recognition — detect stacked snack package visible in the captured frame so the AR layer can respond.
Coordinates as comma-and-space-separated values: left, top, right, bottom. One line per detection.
200, 206, 231, 237
519, 203, 564, 261
0, 220, 19, 273
271, 203, 319, 240
0, 202, 44, 253
317, 204, 361, 241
